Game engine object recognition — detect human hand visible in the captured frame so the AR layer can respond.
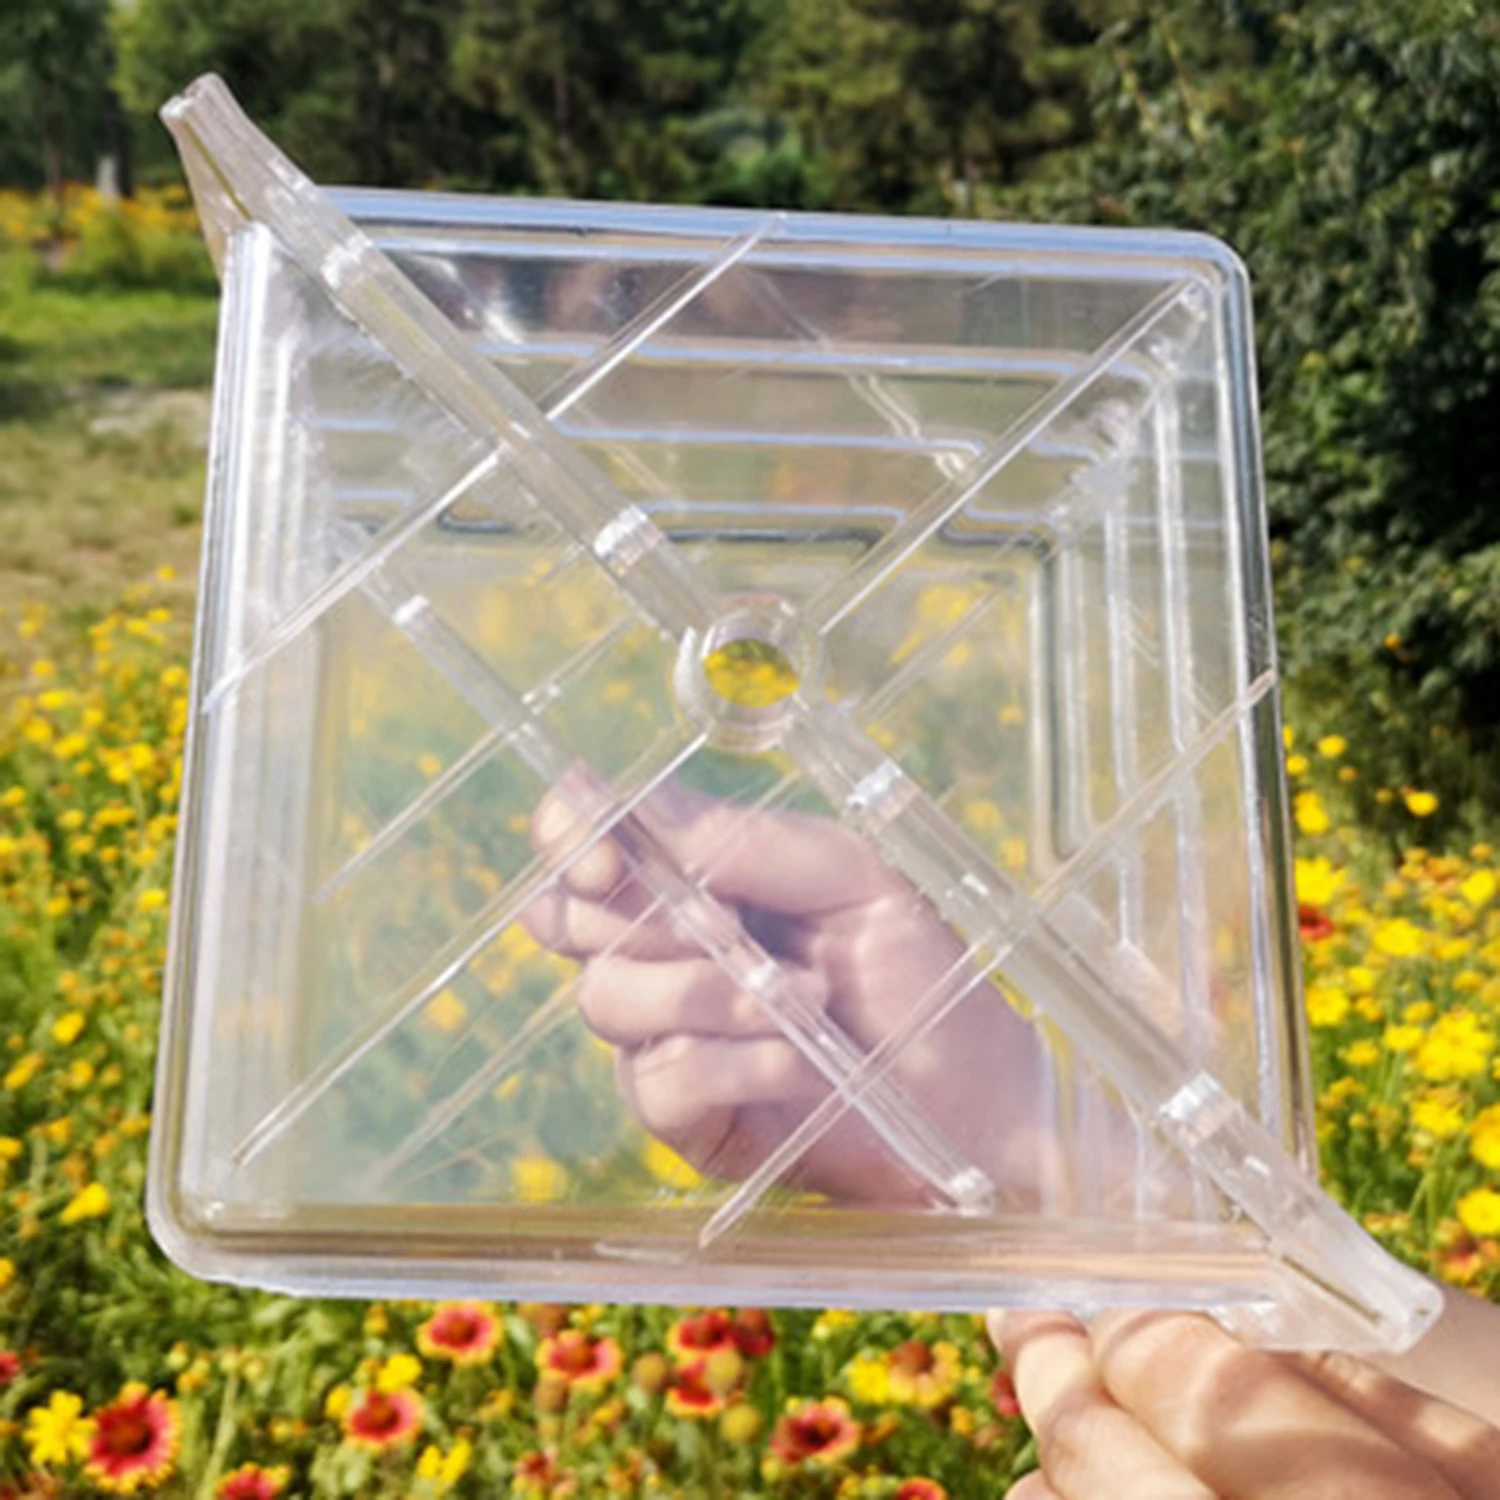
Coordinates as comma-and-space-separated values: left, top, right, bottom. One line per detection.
524, 780, 1052, 1205
989, 1307, 1500, 1499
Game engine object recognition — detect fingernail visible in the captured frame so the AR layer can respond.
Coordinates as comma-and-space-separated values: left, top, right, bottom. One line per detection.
570, 839, 623, 896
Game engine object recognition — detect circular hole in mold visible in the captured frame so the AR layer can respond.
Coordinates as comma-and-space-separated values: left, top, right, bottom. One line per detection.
675, 594, 820, 753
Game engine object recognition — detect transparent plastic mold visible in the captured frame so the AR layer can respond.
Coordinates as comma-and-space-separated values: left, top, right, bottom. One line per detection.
148, 76, 1440, 1352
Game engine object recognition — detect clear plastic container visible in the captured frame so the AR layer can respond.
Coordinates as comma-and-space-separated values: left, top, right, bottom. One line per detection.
148, 75, 1440, 1352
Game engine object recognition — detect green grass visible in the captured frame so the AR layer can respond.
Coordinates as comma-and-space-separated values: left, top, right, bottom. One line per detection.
0, 253, 217, 620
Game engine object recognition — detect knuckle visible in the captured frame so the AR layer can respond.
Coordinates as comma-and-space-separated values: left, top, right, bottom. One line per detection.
575, 959, 617, 1033
1099, 1310, 1228, 1394
1035, 1386, 1112, 1476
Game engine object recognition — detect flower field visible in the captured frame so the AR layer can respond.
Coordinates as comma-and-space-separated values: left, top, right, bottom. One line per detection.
1, 567, 1498, 1498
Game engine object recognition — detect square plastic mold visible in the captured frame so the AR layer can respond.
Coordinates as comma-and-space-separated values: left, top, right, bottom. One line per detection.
148, 76, 1439, 1352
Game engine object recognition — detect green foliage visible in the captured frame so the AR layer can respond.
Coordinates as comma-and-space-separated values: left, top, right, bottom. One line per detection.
15, 0, 1500, 813
0, 0, 115, 193
755, 0, 1106, 212
1014, 0, 1500, 830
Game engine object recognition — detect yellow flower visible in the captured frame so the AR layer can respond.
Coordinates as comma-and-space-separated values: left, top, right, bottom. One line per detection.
376, 1353, 423, 1393
1295, 857, 1345, 908
323, 1384, 352, 1421
1404, 790, 1439, 818
1347, 966, 1376, 993
1455, 1188, 1500, 1239
0, 1258, 14, 1290
1283, 725, 1296, 749
422, 989, 468, 1034
0, 1137, 22, 1161
1316, 735, 1347, 758
1306, 985, 1350, 1029
136, 887, 167, 914
1382, 1025, 1424, 1055
25, 1390, 94, 1466
643, 1139, 701, 1191
416, 1437, 472, 1490
59, 1182, 111, 1224
1462, 870, 1497, 909
961, 799, 1004, 836
1294, 791, 1330, 835
844, 1354, 891, 1405
813, 1309, 858, 1340
51, 1011, 85, 1046
4, 1053, 43, 1091
1413, 1012, 1495, 1082
1373, 919, 1426, 958
66, 1060, 95, 1090
1341, 1040, 1381, 1069
512, 1155, 570, 1203
1321, 1077, 1362, 1109
416, 752, 444, 779
1410, 1092, 1465, 1140
1404, 1002, 1435, 1024
1470, 1106, 1500, 1171
1, 786, 27, 809
1285, 753, 1310, 777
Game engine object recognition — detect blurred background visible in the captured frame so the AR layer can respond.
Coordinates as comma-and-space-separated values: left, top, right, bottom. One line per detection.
5, 0, 1500, 825
3, 4, 1500, 1497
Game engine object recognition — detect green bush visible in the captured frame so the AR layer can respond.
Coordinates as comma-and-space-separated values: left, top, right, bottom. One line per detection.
1012, 0, 1500, 834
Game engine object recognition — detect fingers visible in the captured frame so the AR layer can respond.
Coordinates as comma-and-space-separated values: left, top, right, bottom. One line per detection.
530, 780, 896, 920
1089, 1310, 1465, 1500
578, 954, 827, 1047
520, 882, 688, 961
531, 779, 629, 898
1289, 1348, 1500, 1500
989, 1312, 1216, 1500
615, 1035, 824, 1150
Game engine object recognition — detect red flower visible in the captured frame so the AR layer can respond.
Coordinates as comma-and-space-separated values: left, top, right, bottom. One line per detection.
85, 1383, 181, 1493
0, 1351, 20, 1385
664, 1361, 725, 1420
770, 1397, 862, 1467
666, 1310, 737, 1365
417, 1302, 501, 1365
216, 1465, 290, 1500
1298, 903, 1335, 941
341, 1387, 422, 1451
730, 1308, 775, 1359
513, 1449, 574, 1496
886, 1340, 961, 1408
990, 1368, 1021, 1419
536, 1330, 623, 1393
896, 1482, 948, 1500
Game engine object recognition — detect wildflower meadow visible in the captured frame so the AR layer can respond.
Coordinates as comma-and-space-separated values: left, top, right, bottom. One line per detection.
0, 565, 1497, 1499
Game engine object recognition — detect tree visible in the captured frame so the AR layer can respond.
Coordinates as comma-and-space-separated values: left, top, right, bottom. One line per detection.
0, 0, 114, 196
448, 0, 771, 199
1015, 0, 1500, 821
113, 0, 491, 188
754, 0, 1107, 213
